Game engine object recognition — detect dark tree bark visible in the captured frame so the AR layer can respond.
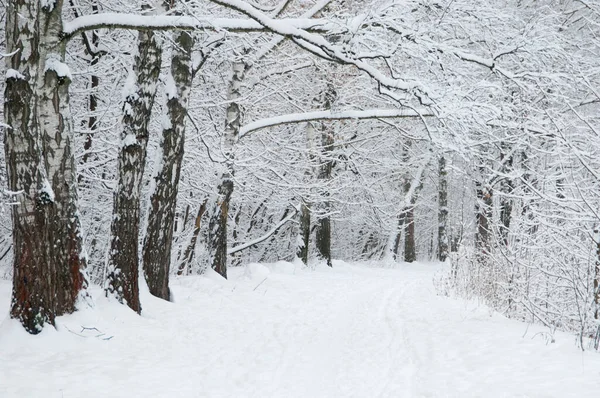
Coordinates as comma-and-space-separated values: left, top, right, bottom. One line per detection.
178, 200, 208, 275
404, 205, 416, 263
296, 118, 318, 265
594, 228, 600, 321
315, 126, 334, 267
390, 143, 426, 263
73, 0, 101, 173
296, 200, 311, 264
106, 26, 163, 313
142, 30, 195, 300
231, 205, 243, 267
475, 180, 493, 263
438, 155, 449, 261
5, 0, 87, 334
499, 144, 514, 246
392, 212, 404, 260
401, 152, 423, 263
208, 179, 234, 278
314, 82, 336, 267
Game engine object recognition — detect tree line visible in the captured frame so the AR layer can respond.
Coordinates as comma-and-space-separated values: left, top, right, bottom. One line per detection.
1, 0, 599, 347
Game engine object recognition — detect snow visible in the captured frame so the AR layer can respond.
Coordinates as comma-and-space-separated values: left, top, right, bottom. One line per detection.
210, 0, 427, 95
63, 13, 333, 37
0, 261, 599, 397
44, 55, 72, 80
38, 178, 55, 203
121, 133, 138, 147
40, 0, 55, 11
163, 71, 178, 100
5, 69, 25, 80
240, 109, 434, 137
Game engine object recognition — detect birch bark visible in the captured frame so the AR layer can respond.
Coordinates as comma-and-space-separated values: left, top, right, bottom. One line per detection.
142, 29, 194, 300
207, 60, 246, 278
105, 20, 163, 312
5, 0, 87, 333
437, 155, 449, 262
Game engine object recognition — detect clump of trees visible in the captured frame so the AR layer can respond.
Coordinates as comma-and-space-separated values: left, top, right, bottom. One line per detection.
1, 0, 599, 348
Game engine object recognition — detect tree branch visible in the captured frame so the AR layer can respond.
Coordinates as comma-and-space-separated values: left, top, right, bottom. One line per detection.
228, 207, 298, 255
207, 0, 431, 99
240, 108, 434, 137
62, 13, 335, 40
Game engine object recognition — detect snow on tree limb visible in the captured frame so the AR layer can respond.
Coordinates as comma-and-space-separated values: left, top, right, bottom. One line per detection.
228, 207, 299, 255
207, 0, 432, 100
62, 13, 335, 39
240, 109, 434, 137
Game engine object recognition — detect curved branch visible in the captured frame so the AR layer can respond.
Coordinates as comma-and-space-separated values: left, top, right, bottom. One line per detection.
240, 108, 434, 137
228, 207, 298, 255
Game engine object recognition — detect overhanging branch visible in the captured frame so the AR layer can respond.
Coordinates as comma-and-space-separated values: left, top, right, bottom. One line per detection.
228, 207, 298, 255
62, 13, 335, 40
240, 108, 435, 137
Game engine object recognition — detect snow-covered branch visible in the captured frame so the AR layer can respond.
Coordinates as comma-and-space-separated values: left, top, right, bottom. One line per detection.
207, 0, 431, 100
228, 207, 298, 255
62, 13, 334, 39
240, 109, 434, 137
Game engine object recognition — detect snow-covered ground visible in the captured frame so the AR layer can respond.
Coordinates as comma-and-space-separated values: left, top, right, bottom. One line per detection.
1, 261, 599, 398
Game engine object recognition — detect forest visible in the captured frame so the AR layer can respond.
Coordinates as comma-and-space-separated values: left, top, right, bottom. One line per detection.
0, 0, 599, 355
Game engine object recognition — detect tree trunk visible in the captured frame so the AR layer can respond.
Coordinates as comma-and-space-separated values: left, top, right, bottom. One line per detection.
296, 200, 311, 264
230, 205, 244, 267
5, 0, 87, 333
105, 26, 162, 313
438, 155, 449, 262
208, 60, 246, 278
594, 228, 600, 321
499, 144, 514, 246
79, 0, 100, 172
402, 157, 420, 263
178, 200, 208, 275
392, 212, 404, 260
404, 205, 416, 263
314, 82, 336, 267
391, 146, 427, 263
315, 126, 334, 267
475, 181, 493, 263
142, 30, 194, 301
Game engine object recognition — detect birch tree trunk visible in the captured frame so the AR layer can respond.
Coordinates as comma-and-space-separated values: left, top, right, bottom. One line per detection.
400, 145, 423, 263
208, 60, 246, 278
105, 26, 162, 313
5, 0, 87, 333
142, 30, 195, 300
437, 155, 449, 262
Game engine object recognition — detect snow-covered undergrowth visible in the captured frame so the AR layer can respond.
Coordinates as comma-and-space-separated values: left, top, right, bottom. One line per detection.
1, 261, 599, 397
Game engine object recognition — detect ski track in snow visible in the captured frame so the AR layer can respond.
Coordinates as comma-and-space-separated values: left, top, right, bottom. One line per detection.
0, 261, 599, 398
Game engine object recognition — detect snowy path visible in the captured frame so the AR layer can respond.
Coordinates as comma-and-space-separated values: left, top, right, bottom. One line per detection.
1, 261, 599, 397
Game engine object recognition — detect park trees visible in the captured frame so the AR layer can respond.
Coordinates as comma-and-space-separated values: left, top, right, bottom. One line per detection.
1, 0, 599, 346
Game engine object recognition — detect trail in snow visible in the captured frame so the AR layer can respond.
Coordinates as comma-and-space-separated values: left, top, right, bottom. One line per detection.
0, 261, 599, 398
